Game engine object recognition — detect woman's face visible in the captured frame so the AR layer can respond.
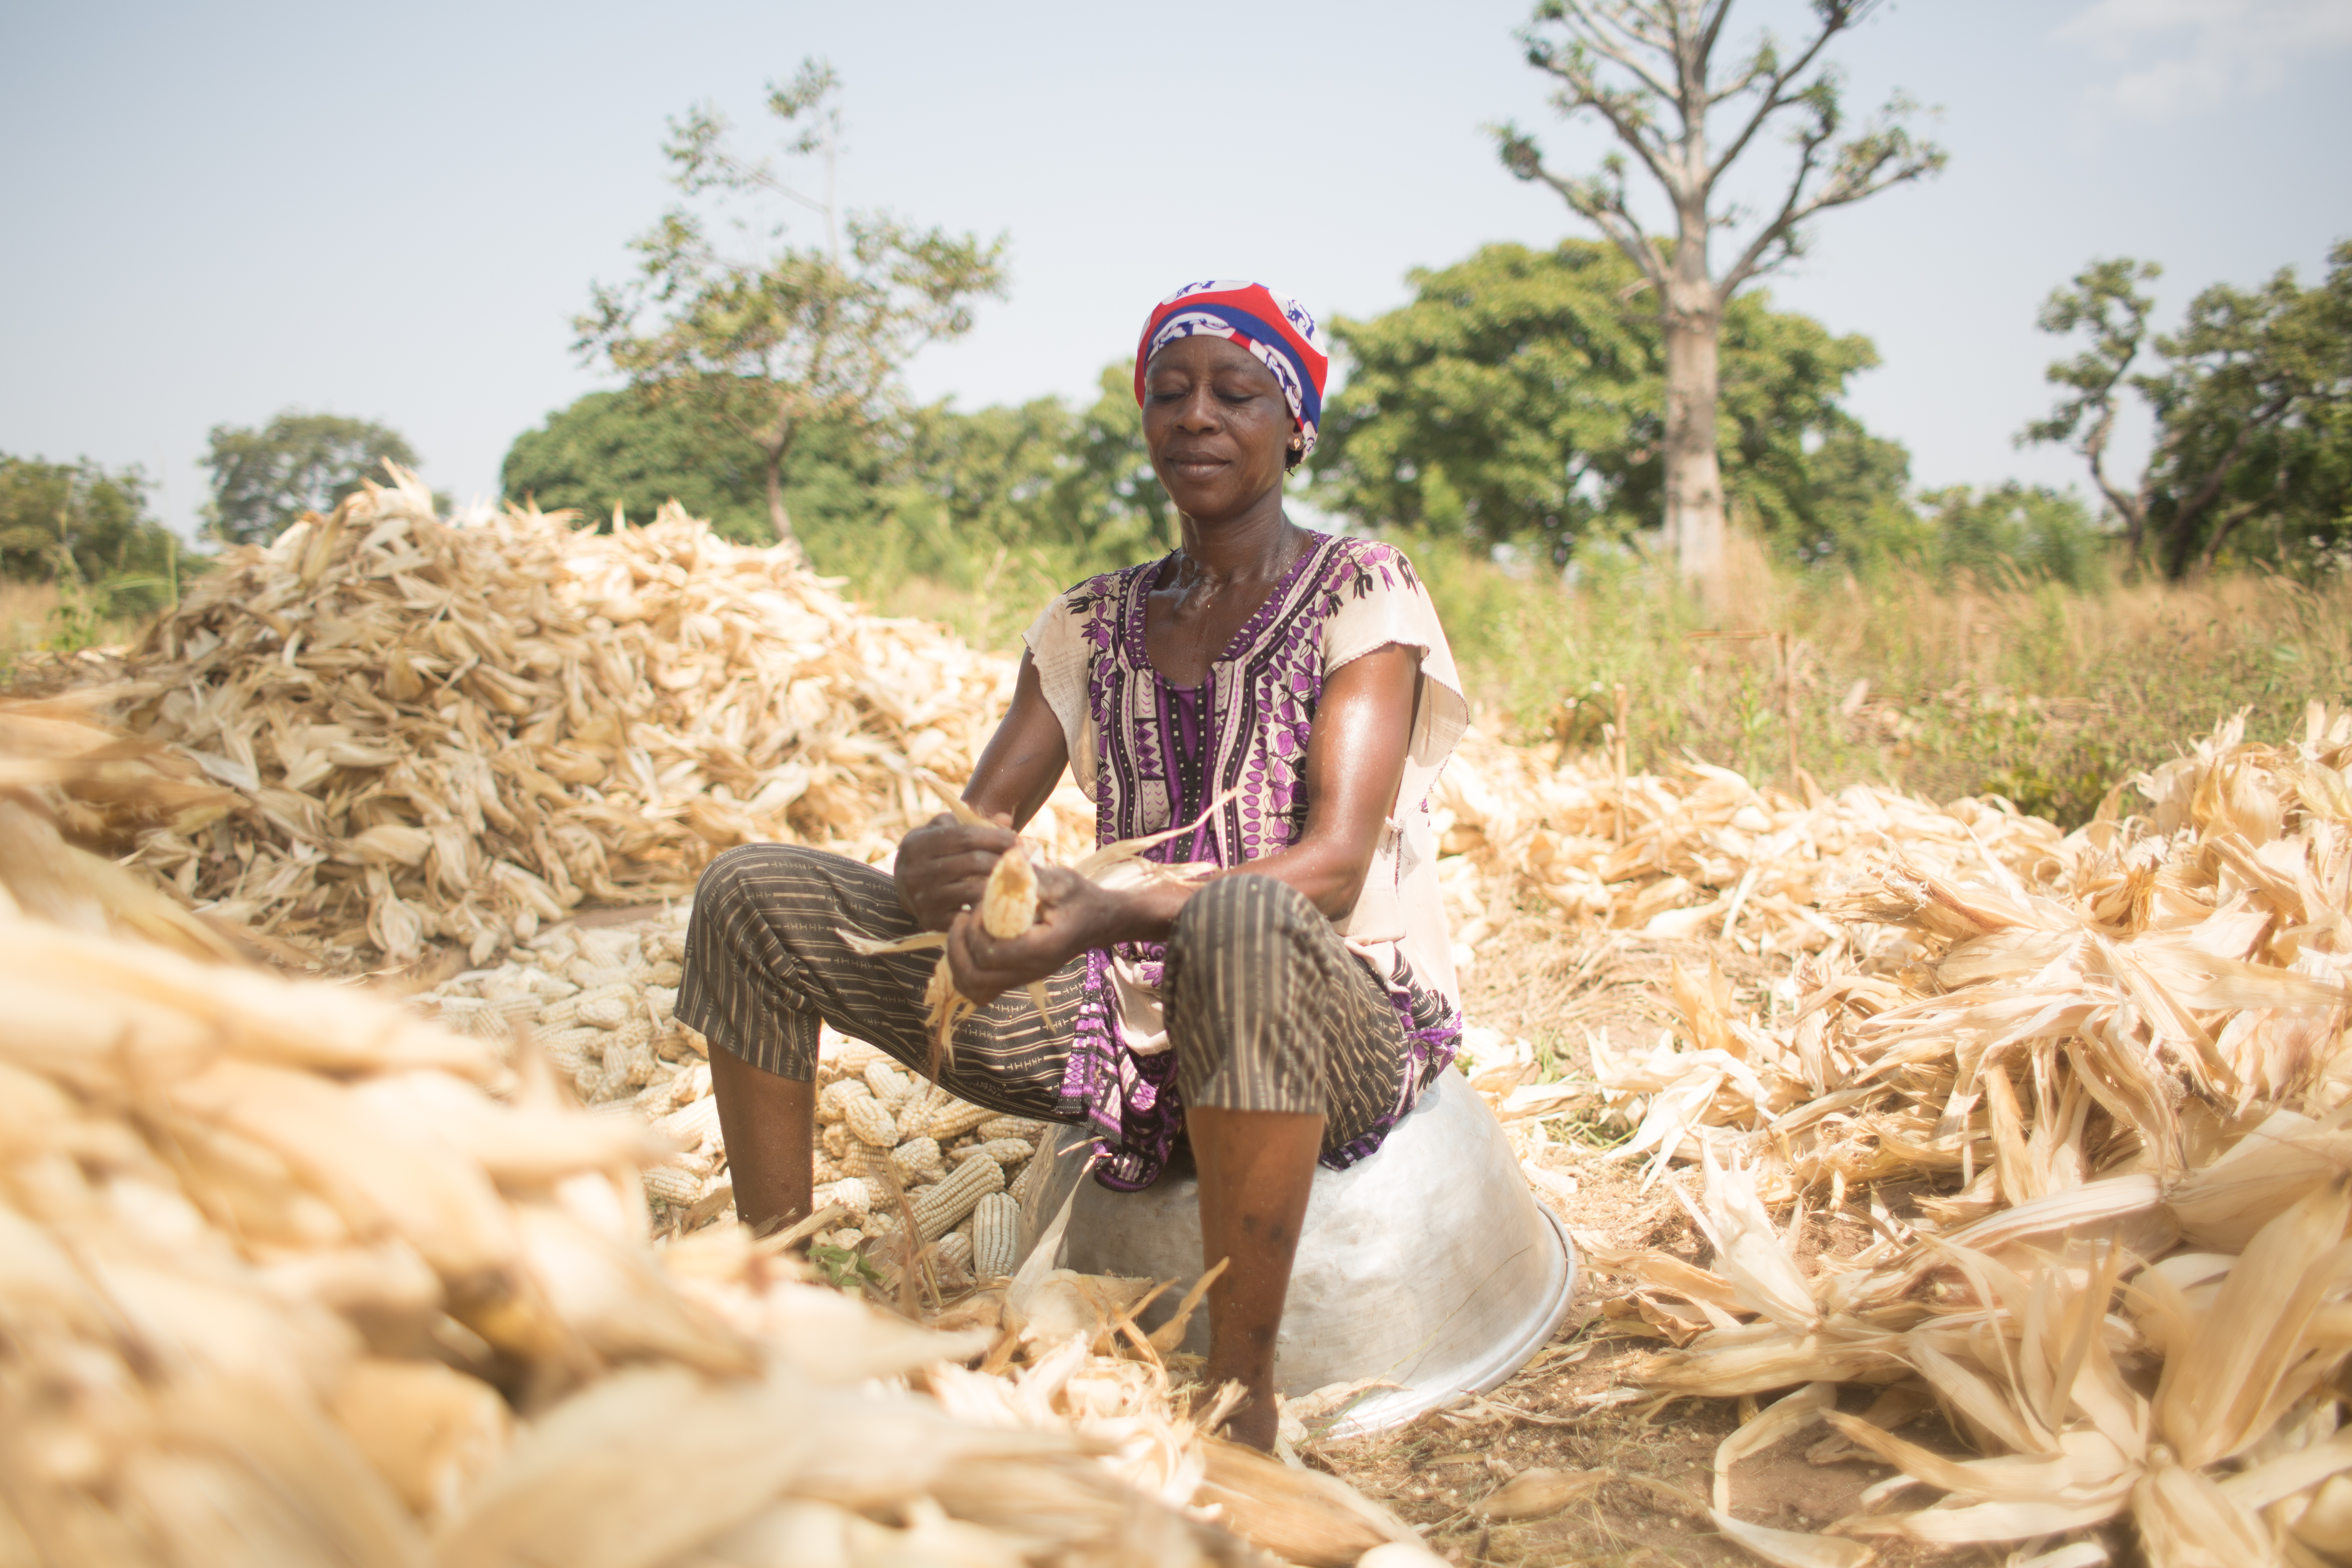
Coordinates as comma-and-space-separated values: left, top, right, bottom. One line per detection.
1140, 334, 1293, 525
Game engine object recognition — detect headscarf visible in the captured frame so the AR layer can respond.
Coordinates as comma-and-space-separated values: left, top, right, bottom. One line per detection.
1134, 281, 1330, 457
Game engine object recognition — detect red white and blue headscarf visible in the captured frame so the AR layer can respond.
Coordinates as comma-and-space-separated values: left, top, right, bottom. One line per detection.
1134, 281, 1330, 457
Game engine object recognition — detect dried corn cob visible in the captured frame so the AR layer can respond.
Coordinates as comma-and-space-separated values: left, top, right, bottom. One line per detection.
843, 1096, 899, 1149
864, 1059, 913, 1106
936, 1229, 975, 1278
817, 1078, 869, 1124
952, 1138, 1036, 1168
643, 1165, 702, 1206
1007, 1146, 1045, 1203
979, 1115, 1048, 1142
896, 1082, 947, 1143
980, 842, 1038, 937
891, 1136, 946, 1185
969, 1191, 1020, 1279
911, 1152, 1004, 1243
927, 1098, 998, 1141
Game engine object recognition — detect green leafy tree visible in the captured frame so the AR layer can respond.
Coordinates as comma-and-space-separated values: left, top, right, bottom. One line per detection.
503, 390, 771, 539
1310, 241, 1905, 567
1495, 0, 1943, 582
0, 454, 182, 616
202, 412, 421, 546
577, 59, 1007, 548
882, 365, 1170, 572
2026, 244, 2352, 580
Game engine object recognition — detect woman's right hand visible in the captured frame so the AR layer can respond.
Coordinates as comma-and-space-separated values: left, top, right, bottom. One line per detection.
893, 811, 1020, 932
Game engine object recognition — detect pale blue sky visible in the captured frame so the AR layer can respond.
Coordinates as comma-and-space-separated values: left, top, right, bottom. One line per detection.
3, 0, 2348, 539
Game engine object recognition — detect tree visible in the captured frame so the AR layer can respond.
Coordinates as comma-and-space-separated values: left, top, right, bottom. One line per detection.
1494, 0, 1943, 582
503, 390, 772, 539
0, 454, 182, 614
577, 60, 1007, 548
1309, 240, 1908, 568
2026, 244, 2352, 580
202, 412, 420, 546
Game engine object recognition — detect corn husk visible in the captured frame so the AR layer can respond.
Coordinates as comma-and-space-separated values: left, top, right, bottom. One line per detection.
1578, 706, 2352, 1568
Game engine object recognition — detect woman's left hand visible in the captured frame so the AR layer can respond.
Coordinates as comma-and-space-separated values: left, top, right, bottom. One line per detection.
944, 865, 1122, 1004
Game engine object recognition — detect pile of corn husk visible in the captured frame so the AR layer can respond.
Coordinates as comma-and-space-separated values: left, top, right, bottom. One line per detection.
423, 911, 1050, 1262
11, 468, 1094, 972
0, 742, 1432, 1568
1582, 706, 2352, 1565
1430, 726, 2072, 965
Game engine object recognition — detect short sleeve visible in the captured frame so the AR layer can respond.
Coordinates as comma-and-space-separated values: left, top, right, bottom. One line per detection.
1022, 588, 1100, 793
1321, 543, 1468, 792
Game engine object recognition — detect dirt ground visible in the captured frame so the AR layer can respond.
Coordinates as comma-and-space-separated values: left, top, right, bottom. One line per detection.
1299, 919, 1977, 1568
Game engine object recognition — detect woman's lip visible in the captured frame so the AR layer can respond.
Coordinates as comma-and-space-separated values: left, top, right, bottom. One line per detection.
1168, 457, 1227, 474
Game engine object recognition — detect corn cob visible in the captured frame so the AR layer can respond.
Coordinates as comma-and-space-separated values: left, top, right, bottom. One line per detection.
978, 1115, 1048, 1143
814, 1177, 874, 1216
969, 1191, 1020, 1279
897, 1082, 947, 1143
892, 1136, 946, 1185
541, 981, 638, 1029
820, 1123, 851, 1161
648, 959, 683, 985
575, 993, 635, 1030
1007, 1148, 1044, 1204
539, 1026, 606, 1074
910, 1151, 1004, 1243
816, 1079, 869, 1124
843, 1095, 899, 1149
952, 1138, 1036, 1168
643, 1165, 701, 1206
936, 1229, 975, 1277
927, 1098, 998, 1142
980, 844, 1038, 937
864, 1060, 912, 1106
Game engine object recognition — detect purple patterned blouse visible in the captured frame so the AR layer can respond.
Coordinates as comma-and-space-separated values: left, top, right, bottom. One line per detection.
1022, 532, 1470, 1190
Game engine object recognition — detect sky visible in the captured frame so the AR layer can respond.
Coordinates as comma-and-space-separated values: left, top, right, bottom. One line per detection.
3, 0, 2349, 540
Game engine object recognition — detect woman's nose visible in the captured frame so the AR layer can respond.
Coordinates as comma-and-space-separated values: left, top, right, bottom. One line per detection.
1174, 385, 1223, 431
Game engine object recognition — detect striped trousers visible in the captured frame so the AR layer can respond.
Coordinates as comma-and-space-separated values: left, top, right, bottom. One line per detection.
674, 845, 1412, 1155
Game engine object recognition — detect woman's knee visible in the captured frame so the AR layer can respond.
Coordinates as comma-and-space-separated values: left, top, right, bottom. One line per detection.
690, 842, 838, 922
1169, 874, 1320, 968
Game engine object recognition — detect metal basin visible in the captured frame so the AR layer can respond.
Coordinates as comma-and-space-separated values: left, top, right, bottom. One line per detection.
1016, 1071, 1577, 1438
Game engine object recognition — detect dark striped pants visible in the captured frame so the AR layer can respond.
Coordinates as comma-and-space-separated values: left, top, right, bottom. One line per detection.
675, 844, 1412, 1152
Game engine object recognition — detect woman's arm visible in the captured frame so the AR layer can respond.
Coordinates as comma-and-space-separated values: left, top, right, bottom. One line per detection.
893, 654, 1070, 931
946, 644, 1419, 1000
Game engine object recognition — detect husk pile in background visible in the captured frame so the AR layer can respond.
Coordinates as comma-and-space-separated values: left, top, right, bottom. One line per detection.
9, 468, 1094, 973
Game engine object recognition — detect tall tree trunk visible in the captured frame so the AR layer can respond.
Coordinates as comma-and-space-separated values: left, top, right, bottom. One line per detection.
1660, 280, 1726, 583
762, 435, 796, 547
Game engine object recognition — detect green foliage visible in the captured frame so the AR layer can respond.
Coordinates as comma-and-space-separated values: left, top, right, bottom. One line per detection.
203, 412, 421, 546
1308, 241, 1907, 566
577, 59, 1007, 544
1911, 483, 2109, 588
0, 454, 183, 624
2027, 243, 2352, 580
502, 390, 772, 540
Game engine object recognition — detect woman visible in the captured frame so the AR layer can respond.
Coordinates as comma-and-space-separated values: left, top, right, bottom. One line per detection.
678, 280, 1467, 1450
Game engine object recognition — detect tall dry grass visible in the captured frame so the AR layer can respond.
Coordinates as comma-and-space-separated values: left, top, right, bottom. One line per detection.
1417, 530, 2352, 824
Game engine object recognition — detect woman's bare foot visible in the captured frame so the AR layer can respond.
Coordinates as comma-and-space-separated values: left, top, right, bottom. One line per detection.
1187, 1368, 1278, 1450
